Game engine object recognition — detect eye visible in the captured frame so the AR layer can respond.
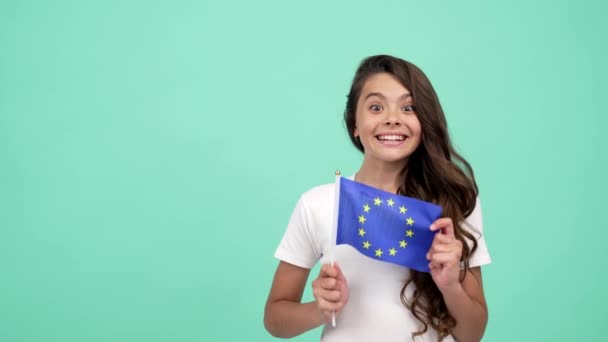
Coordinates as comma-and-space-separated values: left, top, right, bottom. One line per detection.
369, 104, 382, 112
402, 105, 416, 112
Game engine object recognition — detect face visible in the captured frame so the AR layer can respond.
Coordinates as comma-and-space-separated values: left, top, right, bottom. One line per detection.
353, 73, 422, 166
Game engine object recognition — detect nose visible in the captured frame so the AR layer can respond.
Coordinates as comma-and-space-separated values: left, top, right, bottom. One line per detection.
383, 108, 401, 126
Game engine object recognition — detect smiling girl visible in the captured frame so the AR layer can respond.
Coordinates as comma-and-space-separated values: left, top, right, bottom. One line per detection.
264, 55, 491, 342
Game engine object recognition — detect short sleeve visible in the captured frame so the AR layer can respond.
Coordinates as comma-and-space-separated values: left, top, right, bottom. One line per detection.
462, 197, 492, 268
274, 195, 322, 269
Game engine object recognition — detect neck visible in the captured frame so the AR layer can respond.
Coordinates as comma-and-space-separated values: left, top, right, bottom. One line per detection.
355, 158, 407, 194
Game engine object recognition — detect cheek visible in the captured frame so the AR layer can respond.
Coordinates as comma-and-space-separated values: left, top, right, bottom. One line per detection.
353, 110, 368, 137
411, 117, 423, 137
355, 123, 376, 142
408, 118, 423, 146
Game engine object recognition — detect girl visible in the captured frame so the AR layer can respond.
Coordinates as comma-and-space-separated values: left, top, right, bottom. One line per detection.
264, 55, 491, 342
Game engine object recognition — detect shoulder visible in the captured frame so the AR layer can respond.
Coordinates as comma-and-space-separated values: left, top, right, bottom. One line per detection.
300, 182, 335, 201
298, 174, 354, 203
464, 196, 483, 230
296, 182, 335, 215
463, 196, 492, 266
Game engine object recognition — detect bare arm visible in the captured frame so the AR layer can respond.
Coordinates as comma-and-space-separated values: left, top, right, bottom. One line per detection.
264, 261, 322, 338
428, 218, 488, 342
264, 261, 349, 338
441, 267, 488, 342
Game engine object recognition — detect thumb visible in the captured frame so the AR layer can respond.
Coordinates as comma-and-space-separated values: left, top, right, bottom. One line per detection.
333, 263, 347, 282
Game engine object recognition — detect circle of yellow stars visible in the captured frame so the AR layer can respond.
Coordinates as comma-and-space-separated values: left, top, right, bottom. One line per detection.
357, 196, 416, 259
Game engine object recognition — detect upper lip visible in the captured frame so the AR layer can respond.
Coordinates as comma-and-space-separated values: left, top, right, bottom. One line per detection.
375, 132, 408, 137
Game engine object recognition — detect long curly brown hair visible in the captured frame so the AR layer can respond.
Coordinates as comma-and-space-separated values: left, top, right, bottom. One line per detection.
343, 55, 479, 341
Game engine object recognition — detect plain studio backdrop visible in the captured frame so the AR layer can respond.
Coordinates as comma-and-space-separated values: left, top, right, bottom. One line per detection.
1, 0, 606, 341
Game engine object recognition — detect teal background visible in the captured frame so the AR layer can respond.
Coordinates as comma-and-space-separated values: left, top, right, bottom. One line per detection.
1, 0, 606, 341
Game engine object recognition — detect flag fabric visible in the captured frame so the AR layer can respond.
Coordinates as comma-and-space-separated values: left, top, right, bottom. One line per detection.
335, 177, 443, 273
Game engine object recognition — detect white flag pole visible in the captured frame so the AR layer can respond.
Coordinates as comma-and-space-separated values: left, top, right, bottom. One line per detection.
329, 170, 341, 327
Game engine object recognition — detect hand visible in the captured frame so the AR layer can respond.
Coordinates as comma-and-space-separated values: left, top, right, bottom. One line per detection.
311, 263, 349, 324
427, 217, 463, 292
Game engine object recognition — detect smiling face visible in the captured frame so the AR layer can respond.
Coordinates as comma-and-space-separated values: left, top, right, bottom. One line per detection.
353, 72, 422, 167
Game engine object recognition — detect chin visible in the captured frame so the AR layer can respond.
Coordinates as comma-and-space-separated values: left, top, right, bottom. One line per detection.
375, 154, 412, 165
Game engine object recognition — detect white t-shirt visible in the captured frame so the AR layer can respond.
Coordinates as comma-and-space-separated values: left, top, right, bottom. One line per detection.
274, 178, 491, 342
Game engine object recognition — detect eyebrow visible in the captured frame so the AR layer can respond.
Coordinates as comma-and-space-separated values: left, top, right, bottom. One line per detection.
364, 92, 412, 101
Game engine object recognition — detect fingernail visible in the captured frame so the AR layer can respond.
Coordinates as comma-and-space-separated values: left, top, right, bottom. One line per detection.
429, 224, 435, 230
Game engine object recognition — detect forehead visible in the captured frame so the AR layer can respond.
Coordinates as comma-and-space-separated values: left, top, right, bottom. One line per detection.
360, 73, 411, 99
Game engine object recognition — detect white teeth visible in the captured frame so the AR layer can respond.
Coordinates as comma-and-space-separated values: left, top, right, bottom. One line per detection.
377, 135, 405, 141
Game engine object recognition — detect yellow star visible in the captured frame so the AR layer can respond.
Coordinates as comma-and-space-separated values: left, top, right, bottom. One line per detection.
399, 206, 407, 214
406, 229, 414, 238
358, 215, 366, 224
363, 204, 371, 213
399, 240, 407, 248
387, 199, 395, 207
406, 217, 414, 226
374, 197, 382, 206
363, 241, 371, 249
389, 248, 397, 256
358, 228, 366, 237
375, 248, 383, 257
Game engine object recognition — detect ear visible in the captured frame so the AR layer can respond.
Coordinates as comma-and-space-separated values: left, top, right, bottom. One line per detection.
353, 127, 359, 138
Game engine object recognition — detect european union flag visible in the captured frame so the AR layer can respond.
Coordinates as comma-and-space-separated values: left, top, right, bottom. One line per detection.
336, 177, 442, 272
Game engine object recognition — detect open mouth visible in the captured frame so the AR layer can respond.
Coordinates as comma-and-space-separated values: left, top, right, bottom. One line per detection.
376, 134, 407, 142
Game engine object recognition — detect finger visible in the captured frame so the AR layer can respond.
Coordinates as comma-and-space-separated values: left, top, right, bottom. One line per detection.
333, 263, 347, 283
432, 238, 463, 256
429, 260, 442, 272
426, 234, 451, 260
442, 221, 455, 238
316, 295, 345, 311
426, 237, 438, 260
321, 263, 338, 278
430, 252, 460, 266
430, 218, 454, 238
320, 277, 337, 290
434, 233, 454, 245
313, 275, 337, 290
316, 297, 341, 312
430, 242, 451, 254
429, 217, 451, 231
314, 288, 342, 303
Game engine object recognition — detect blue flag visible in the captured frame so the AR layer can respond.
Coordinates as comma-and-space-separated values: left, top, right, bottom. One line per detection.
336, 177, 442, 273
